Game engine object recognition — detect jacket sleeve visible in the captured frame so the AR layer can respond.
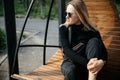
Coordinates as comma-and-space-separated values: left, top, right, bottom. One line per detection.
96, 31, 108, 61
59, 25, 89, 67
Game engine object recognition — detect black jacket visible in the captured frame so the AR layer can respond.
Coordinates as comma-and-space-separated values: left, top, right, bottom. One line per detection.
59, 24, 108, 67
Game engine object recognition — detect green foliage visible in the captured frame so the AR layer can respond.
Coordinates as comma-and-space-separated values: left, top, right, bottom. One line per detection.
15, 0, 26, 17
29, 0, 58, 19
0, 28, 6, 53
14, 0, 59, 19
115, 1, 120, 14
48, 0, 58, 19
22, 34, 27, 39
1, 0, 119, 19
0, 1, 3, 16
116, 4, 120, 14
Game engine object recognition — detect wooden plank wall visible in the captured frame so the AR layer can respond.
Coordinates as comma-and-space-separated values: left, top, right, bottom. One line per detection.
84, 0, 120, 79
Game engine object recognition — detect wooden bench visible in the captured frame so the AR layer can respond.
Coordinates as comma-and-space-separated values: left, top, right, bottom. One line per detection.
12, 49, 64, 80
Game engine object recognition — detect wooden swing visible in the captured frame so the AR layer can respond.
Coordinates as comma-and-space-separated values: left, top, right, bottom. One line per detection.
12, 0, 120, 80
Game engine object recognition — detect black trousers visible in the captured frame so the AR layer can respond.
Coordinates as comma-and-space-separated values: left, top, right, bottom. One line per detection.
61, 38, 102, 80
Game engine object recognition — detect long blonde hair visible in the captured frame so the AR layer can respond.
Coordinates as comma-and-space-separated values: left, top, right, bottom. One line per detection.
67, 0, 97, 31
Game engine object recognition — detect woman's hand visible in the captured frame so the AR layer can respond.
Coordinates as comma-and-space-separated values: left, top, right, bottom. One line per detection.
87, 58, 105, 75
64, 20, 71, 27
64, 17, 73, 27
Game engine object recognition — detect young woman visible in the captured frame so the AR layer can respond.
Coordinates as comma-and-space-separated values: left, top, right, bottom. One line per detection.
59, 0, 108, 80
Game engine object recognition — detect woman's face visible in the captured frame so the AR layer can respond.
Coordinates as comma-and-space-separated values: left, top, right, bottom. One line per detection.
66, 4, 81, 26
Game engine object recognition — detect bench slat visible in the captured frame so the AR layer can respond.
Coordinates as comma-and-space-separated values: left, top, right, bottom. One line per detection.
12, 49, 63, 80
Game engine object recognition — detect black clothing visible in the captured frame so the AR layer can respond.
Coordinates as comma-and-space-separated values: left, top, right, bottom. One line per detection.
59, 24, 107, 66
61, 60, 88, 80
59, 24, 108, 80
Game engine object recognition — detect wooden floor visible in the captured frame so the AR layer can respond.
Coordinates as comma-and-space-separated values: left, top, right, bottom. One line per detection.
12, 49, 64, 80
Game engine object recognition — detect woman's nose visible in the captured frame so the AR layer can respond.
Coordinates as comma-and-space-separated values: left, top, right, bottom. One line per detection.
66, 15, 69, 19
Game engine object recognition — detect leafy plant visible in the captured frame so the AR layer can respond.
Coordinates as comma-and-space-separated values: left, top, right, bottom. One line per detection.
0, 28, 6, 53
1, 0, 119, 18
116, 4, 120, 14
0, 1, 3, 16
115, 1, 120, 14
